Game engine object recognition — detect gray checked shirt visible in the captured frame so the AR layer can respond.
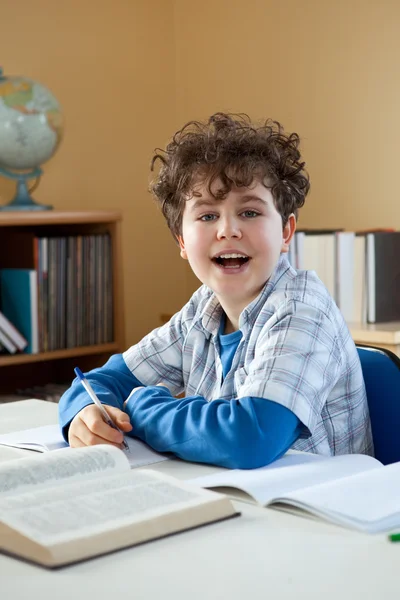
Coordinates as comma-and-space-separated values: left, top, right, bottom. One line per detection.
124, 255, 373, 457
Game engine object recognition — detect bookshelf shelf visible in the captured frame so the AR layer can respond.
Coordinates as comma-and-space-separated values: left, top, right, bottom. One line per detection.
0, 211, 125, 395
0, 211, 122, 227
0, 343, 120, 367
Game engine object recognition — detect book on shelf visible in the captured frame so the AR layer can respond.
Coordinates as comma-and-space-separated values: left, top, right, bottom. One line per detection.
0, 232, 113, 353
0, 444, 238, 568
335, 231, 355, 322
289, 229, 345, 309
0, 311, 28, 352
189, 450, 400, 534
0, 327, 18, 354
289, 228, 400, 324
353, 234, 367, 323
302, 231, 336, 298
0, 269, 39, 354
366, 231, 400, 323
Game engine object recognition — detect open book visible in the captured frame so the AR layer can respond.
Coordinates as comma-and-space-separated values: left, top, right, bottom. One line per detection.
0, 445, 238, 567
0, 424, 169, 469
189, 451, 400, 534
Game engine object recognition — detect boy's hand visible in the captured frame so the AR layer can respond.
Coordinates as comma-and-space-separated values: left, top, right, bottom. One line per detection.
68, 404, 132, 448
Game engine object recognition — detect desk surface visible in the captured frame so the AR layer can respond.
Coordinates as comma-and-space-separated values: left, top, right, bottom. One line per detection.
0, 400, 397, 600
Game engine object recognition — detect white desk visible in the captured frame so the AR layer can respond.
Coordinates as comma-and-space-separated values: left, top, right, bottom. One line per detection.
0, 400, 397, 600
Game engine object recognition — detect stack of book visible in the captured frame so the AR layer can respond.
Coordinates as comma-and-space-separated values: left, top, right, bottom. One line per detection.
288, 229, 400, 323
0, 233, 113, 354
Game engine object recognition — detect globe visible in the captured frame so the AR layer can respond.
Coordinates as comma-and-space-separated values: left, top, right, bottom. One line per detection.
0, 67, 64, 210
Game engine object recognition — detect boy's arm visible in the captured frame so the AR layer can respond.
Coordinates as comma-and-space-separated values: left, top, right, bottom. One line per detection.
58, 299, 192, 443
58, 354, 144, 441
125, 386, 301, 469
124, 301, 343, 469
59, 350, 299, 463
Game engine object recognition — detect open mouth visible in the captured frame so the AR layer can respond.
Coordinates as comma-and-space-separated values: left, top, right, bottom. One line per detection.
212, 253, 250, 269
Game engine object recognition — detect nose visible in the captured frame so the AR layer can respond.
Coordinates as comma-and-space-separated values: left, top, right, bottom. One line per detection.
216, 215, 242, 240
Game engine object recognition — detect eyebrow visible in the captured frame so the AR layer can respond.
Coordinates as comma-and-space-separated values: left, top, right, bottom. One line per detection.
190, 195, 268, 211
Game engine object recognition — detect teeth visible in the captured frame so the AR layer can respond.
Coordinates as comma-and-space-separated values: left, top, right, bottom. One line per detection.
217, 253, 248, 259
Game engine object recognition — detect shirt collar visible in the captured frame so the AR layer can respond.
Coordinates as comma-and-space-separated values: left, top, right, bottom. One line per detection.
199, 254, 292, 337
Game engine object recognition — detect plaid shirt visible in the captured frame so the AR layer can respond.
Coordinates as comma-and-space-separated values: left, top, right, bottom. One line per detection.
124, 255, 373, 457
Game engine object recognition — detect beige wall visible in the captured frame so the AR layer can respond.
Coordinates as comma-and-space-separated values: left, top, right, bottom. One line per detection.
173, 0, 400, 293
2, 1, 400, 339
0, 0, 187, 345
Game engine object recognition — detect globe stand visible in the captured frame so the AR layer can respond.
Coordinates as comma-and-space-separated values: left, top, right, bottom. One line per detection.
0, 167, 53, 211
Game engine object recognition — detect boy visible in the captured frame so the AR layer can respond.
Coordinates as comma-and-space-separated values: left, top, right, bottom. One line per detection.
59, 113, 373, 468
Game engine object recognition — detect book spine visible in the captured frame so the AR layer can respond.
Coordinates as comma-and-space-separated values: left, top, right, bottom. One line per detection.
0, 269, 38, 354
41, 238, 49, 352
366, 234, 376, 324
29, 270, 39, 354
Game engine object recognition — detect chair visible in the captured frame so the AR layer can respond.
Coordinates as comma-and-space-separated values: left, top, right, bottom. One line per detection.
357, 344, 400, 465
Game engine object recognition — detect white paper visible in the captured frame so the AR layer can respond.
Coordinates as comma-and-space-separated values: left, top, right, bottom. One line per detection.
0, 424, 169, 468
189, 452, 382, 505
278, 461, 400, 532
0, 424, 69, 452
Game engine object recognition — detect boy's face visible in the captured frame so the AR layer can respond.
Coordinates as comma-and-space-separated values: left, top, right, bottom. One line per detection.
178, 177, 295, 313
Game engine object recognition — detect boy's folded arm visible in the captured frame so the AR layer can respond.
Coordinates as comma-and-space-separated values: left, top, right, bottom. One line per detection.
125, 387, 301, 469
58, 354, 143, 441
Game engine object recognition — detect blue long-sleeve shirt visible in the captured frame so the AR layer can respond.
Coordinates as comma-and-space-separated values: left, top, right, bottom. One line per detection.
59, 349, 301, 469
61, 255, 374, 463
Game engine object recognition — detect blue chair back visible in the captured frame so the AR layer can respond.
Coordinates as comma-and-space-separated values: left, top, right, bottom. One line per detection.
357, 345, 400, 465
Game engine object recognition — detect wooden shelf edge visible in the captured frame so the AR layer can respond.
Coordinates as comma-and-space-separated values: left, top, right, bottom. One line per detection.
348, 322, 400, 345
0, 343, 120, 367
0, 211, 122, 227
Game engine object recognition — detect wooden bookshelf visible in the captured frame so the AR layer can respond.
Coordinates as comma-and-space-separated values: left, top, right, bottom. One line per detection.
0, 211, 125, 394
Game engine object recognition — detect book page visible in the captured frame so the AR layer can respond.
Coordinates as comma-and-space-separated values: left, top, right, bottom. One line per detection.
0, 445, 130, 498
275, 461, 400, 532
189, 452, 382, 505
0, 469, 223, 546
0, 424, 69, 452
0, 424, 169, 468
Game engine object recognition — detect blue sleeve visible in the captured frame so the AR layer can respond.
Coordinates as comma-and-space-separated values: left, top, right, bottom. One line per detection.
58, 354, 143, 441
125, 386, 301, 469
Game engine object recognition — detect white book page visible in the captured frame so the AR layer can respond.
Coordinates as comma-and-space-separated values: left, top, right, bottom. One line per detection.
0, 469, 215, 545
0, 424, 169, 468
0, 424, 69, 452
0, 445, 130, 498
276, 461, 400, 527
189, 452, 381, 505
124, 436, 170, 468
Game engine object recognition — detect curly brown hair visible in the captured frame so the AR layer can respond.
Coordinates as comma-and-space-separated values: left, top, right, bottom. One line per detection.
150, 113, 310, 239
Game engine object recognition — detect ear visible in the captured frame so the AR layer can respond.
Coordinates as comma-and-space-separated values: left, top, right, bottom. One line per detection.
281, 214, 296, 253
177, 235, 188, 260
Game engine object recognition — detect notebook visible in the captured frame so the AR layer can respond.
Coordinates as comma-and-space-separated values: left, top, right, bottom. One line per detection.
189, 451, 400, 534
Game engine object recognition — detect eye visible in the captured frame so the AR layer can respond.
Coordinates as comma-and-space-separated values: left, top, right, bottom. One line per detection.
200, 214, 217, 222
241, 210, 259, 218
